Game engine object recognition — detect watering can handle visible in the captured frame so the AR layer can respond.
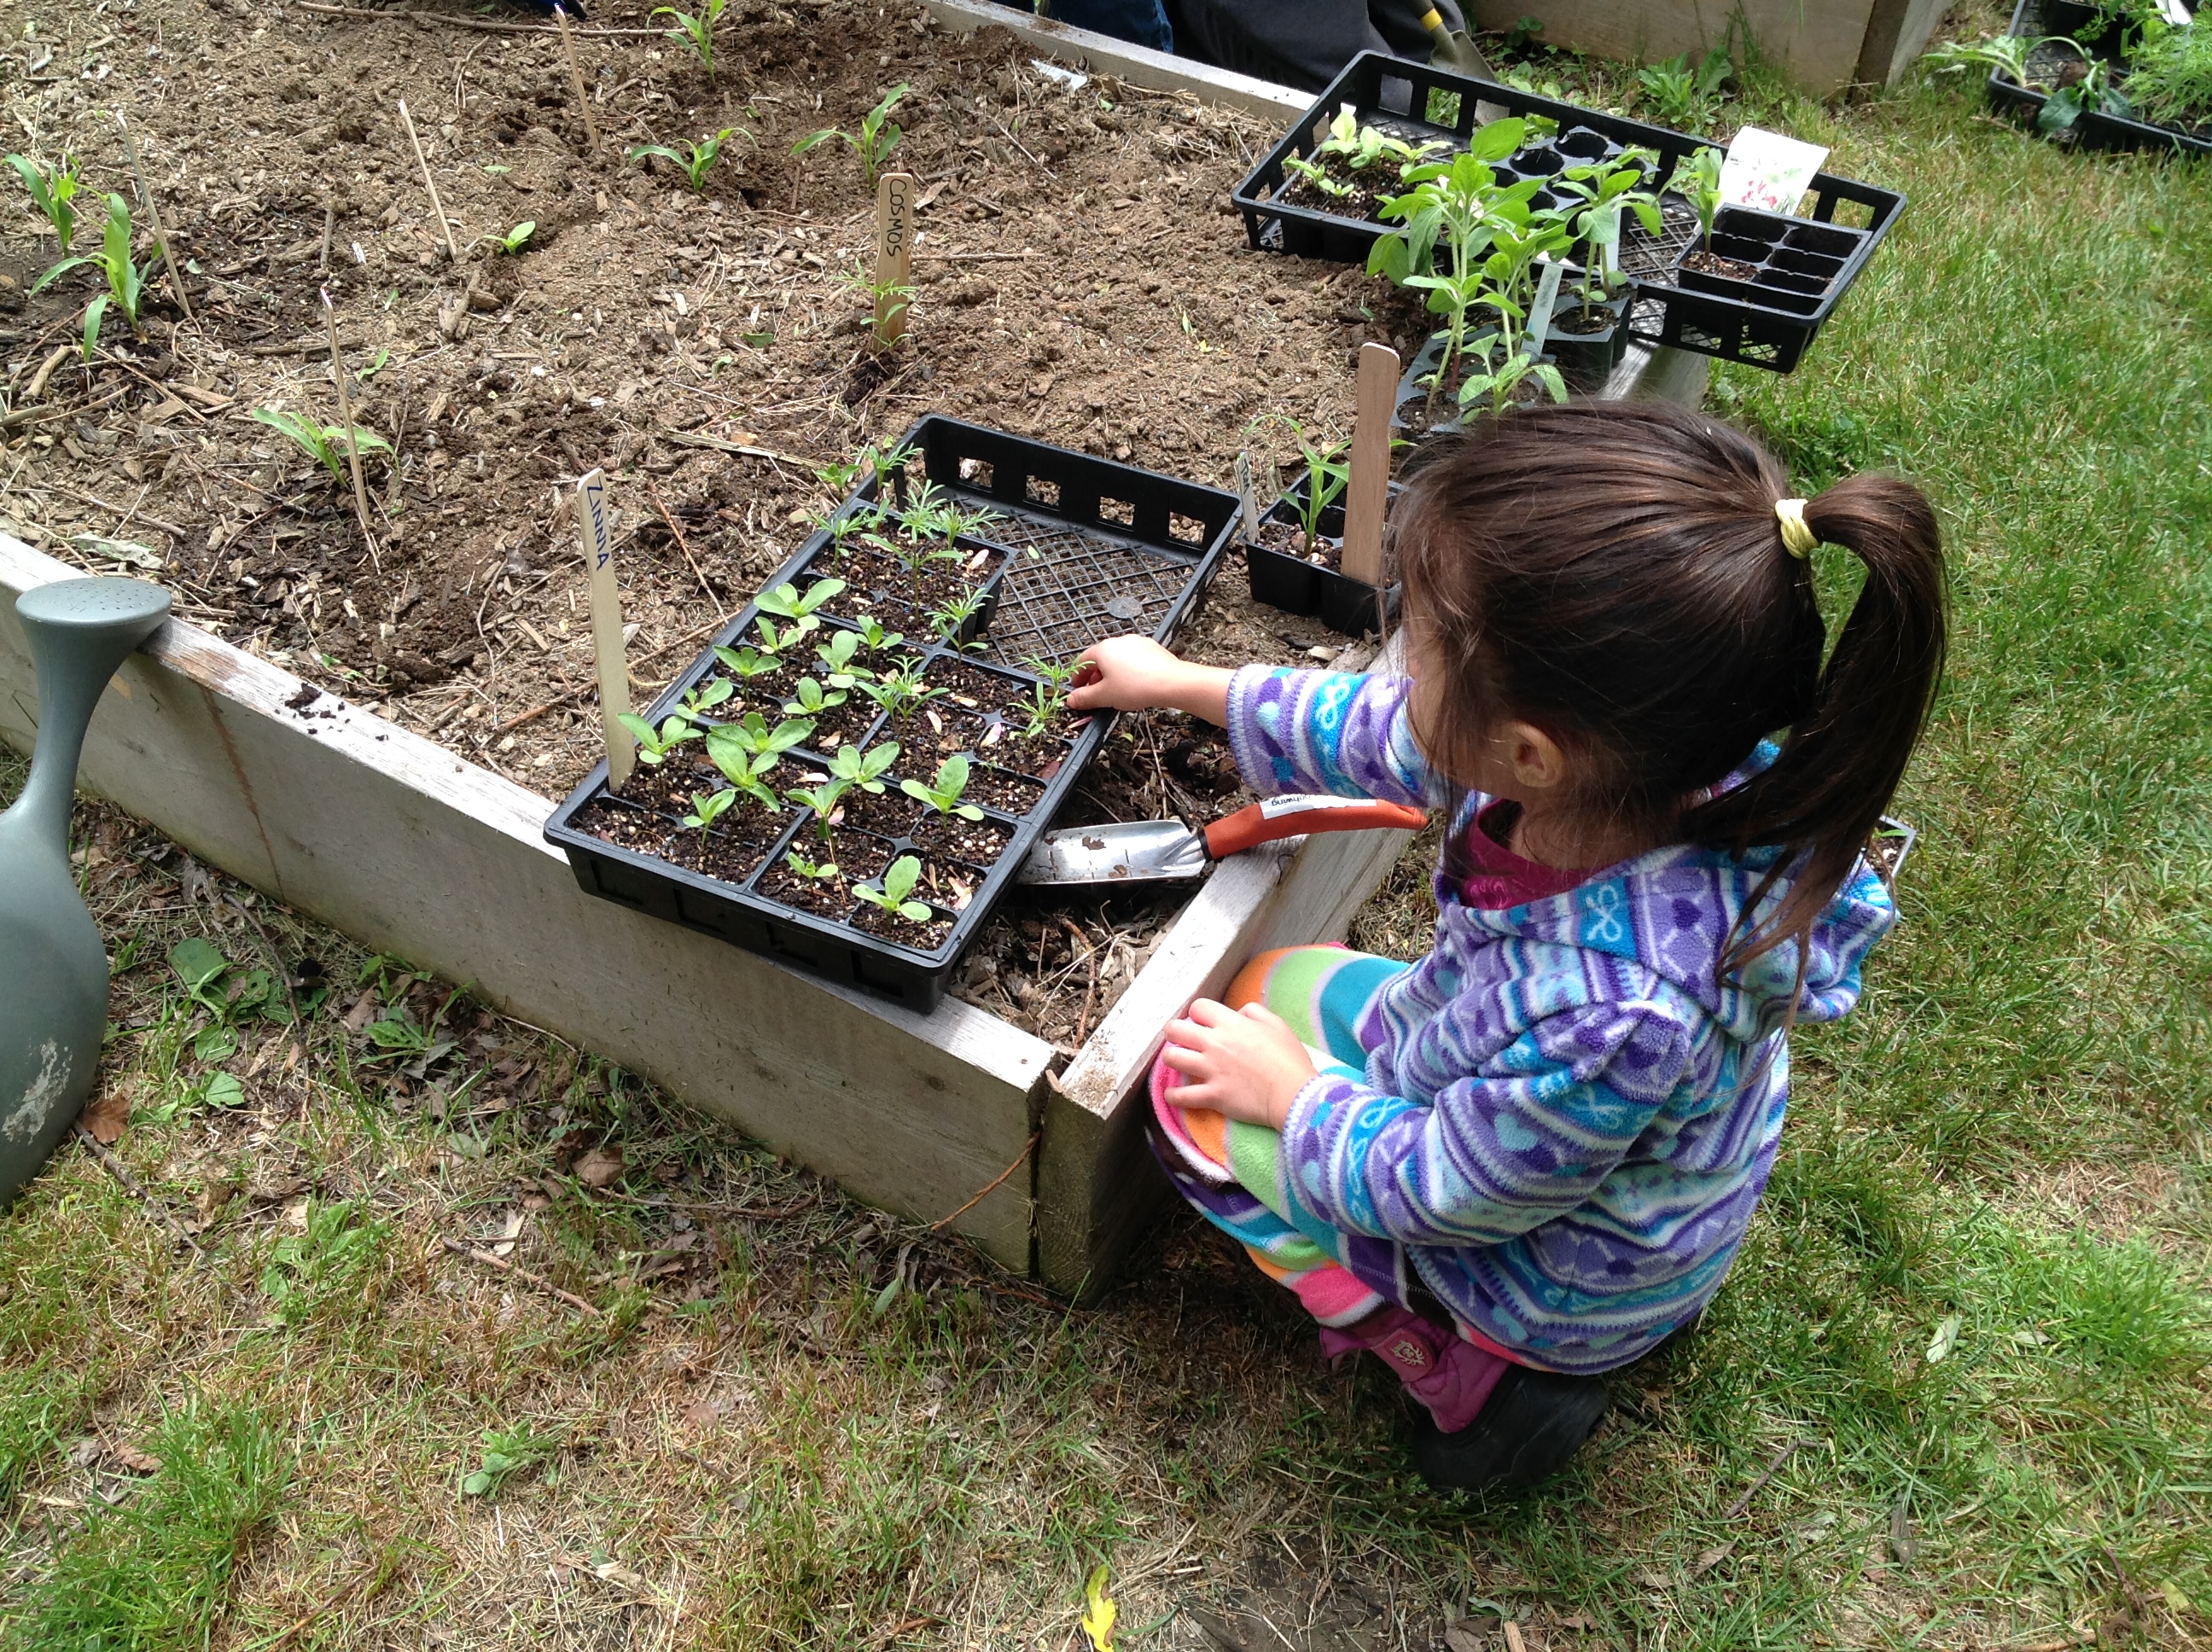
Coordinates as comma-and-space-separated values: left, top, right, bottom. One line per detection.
1203, 796, 1428, 859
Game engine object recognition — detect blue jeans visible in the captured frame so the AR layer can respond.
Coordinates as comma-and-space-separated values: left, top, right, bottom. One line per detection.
1022, 1, 1174, 52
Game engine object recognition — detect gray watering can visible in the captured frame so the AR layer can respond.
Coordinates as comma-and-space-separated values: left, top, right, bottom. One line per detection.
0, 576, 172, 1206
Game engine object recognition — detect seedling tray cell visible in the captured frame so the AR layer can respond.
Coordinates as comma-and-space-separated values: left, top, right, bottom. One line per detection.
545, 416, 1238, 1011
1243, 470, 1400, 637
1987, 0, 2212, 157
1231, 51, 1904, 375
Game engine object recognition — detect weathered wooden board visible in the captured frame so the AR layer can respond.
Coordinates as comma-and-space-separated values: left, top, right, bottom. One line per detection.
1468, 0, 1946, 95
0, 533, 1051, 1270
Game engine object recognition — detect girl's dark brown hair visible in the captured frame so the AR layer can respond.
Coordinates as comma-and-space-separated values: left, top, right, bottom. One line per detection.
1393, 398, 1946, 976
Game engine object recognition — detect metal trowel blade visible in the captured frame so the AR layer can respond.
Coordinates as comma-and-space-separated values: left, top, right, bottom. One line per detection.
1017, 819, 1210, 886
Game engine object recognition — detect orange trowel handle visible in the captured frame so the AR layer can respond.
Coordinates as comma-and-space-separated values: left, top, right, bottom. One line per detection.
1202, 796, 1428, 859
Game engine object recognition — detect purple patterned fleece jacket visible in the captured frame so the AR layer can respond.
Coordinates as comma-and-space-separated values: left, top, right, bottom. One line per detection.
1225, 666, 1896, 1372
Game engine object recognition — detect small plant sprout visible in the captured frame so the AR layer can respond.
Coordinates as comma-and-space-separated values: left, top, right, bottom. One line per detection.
853, 854, 933, 924
707, 711, 812, 808
617, 710, 707, 766
1668, 148, 1725, 253
784, 772, 852, 827
793, 83, 911, 187
857, 618, 905, 654
460, 1423, 556, 1500
1457, 331, 1568, 418
828, 739, 901, 795
756, 578, 847, 632
835, 258, 915, 346
782, 676, 848, 718
713, 641, 783, 680
1636, 49, 1732, 131
6, 151, 80, 252
32, 193, 154, 356
1281, 154, 1356, 200
651, 0, 726, 82
857, 660, 941, 720
1249, 416, 1350, 551
680, 788, 736, 846
928, 589, 988, 649
813, 628, 864, 685
1014, 658, 1077, 738
754, 614, 812, 655
1554, 150, 1663, 312
900, 753, 983, 821
488, 220, 537, 255
250, 408, 394, 488
628, 128, 742, 193
784, 849, 841, 889
678, 678, 734, 721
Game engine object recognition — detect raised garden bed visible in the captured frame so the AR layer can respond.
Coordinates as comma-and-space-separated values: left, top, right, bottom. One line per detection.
1231, 51, 1905, 373
1986, 1, 2212, 155
545, 417, 1236, 1009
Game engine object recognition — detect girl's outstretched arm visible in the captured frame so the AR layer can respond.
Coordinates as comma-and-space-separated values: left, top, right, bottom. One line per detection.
1067, 636, 1230, 723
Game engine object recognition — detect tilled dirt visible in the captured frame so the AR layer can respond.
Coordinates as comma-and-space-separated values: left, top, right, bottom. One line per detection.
2, 0, 1427, 1044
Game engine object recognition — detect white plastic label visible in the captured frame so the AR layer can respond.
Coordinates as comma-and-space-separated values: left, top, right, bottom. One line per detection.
1720, 125, 1831, 215
1526, 254, 1566, 359
1258, 794, 1370, 818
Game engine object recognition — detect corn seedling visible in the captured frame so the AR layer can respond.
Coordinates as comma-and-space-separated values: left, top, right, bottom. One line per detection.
32, 193, 154, 356
680, 788, 736, 846
628, 128, 742, 192
901, 753, 983, 821
853, 854, 932, 923
651, 0, 726, 82
6, 151, 80, 253
616, 711, 705, 766
1248, 415, 1350, 551
793, 84, 910, 187
250, 407, 393, 488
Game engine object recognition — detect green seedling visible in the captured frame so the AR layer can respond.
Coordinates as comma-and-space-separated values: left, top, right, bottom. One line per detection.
32, 193, 154, 356
784, 773, 852, 829
1248, 415, 1350, 552
1553, 148, 1663, 311
927, 590, 988, 649
651, 0, 725, 82
1667, 148, 1725, 253
754, 614, 812, 654
814, 628, 864, 686
827, 739, 901, 794
757, 578, 847, 629
486, 220, 536, 255
713, 642, 783, 680
705, 713, 816, 811
857, 618, 905, 654
858, 660, 941, 720
900, 494, 998, 556
459, 1423, 556, 1499
900, 753, 983, 821
794, 83, 910, 187
783, 676, 847, 718
784, 850, 841, 888
1637, 49, 1732, 131
853, 854, 932, 924
616, 711, 704, 766
680, 788, 736, 846
7, 151, 80, 252
1281, 154, 1356, 200
249, 408, 393, 488
816, 439, 918, 497
1921, 32, 2038, 87
1014, 658, 1077, 739
835, 258, 916, 346
261, 1199, 389, 1329
628, 127, 742, 193
678, 678, 734, 721
1456, 330, 1568, 419
1368, 119, 1532, 282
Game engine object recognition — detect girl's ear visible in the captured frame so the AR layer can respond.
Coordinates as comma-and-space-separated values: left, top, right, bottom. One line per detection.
1499, 719, 1572, 793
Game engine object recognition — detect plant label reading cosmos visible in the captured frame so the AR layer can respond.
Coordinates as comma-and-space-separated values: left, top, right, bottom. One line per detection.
575, 468, 634, 791
873, 171, 917, 347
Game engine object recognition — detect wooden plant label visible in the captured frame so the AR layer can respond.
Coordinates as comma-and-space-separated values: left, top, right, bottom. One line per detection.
873, 171, 917, 347
1341, 342, 1398, 589
1233, 451, 1263, 541
575, 468, 634, 789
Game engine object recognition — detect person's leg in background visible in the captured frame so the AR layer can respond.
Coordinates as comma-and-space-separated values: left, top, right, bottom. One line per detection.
1161, 0, 1466, 90
1019, 0, 1174, 52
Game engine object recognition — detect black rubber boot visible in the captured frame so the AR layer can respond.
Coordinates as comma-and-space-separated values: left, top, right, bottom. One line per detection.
1408, 1364, 1610, 1493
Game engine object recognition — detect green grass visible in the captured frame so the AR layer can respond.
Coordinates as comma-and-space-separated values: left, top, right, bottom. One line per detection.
2, 44, 2209, 1652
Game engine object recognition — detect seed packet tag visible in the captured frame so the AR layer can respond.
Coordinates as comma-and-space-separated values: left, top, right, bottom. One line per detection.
1719, 126, 1830, 215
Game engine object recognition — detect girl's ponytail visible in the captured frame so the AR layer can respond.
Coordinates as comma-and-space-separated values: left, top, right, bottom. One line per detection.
1685, 473, 1947, 974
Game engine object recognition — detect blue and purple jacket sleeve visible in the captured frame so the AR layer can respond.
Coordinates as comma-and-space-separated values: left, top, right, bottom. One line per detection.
1223, 666, 1437, 809
1277, 998, 1697, 1247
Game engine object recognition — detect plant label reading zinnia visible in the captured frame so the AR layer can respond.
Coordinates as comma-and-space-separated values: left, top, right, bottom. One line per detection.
575, 469, 634, 790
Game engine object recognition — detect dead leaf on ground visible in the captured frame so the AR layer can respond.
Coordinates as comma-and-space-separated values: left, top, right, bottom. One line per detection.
1444, 1626, 1487, 1652
112, 1442, 162, 1474
80, 1087, 130, 1146
341, 988, 380, 1032
573, 1145, 623, 1189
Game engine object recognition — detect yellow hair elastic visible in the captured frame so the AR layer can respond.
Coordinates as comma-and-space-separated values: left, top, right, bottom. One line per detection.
1774, 497, 1818, 559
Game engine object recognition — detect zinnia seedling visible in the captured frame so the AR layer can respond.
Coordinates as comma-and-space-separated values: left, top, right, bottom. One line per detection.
901, 753, 983, 821
680, 788, 736, 846
827, 739, 900, 794
853, 854, 932, 924
617, 712, 704, 766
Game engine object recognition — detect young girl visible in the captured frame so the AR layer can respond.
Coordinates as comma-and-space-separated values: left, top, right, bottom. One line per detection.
1067, 400, 1946, 1493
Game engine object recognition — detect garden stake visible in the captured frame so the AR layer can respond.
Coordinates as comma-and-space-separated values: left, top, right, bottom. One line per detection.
574, 468, 636, 789
114, 113, 195, 325
322, 288, 381, 567
872, 170, 917, 348
1341, 341, 1396, 589
396, 99, 462, 263
1233, 451, 1263, 540
552, 5, 602, 155
1524, 253, 1565, 363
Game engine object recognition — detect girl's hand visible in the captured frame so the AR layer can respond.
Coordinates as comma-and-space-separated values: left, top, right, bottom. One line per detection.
1159, 999, 1317, 1130
1068, 636, 1231, 724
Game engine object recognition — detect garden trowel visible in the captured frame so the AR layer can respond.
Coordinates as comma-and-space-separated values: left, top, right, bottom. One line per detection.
1019, 795, 1427, 887
1417, 7, 1496, 80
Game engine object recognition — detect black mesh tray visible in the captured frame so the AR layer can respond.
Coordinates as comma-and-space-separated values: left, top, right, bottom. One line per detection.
1986, 0, 2212, 158
544, 417, 1238, 1011
1231, 51, 1905, 374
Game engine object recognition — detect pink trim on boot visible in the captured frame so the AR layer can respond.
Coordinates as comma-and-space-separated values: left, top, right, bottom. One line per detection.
1319, 1305, 1511, 1434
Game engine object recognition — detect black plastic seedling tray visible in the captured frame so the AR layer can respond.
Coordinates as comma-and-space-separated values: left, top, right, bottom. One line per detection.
1244, 471, 1400, 637
545, 417, 1239, 1010
1231, 51, 1905, 374
1988, 1, 2212, 157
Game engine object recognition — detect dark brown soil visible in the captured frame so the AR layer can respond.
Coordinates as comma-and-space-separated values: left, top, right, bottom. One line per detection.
1681, 250, 1764, 281
612, 747, 725, 813
911, 812, 1016, 866
1551, 302, 1618, 336
979, 719, 1078, 780
758, 829, 891, 917
927, 657, 1026, 717
841, 782, 923, 840
965, 764, 1048, 817
850, 899, 956, 952
656, 805, 787, 885
888, 705, 992, 765
573, 797, 673, 855
1254, 521, 1336, 569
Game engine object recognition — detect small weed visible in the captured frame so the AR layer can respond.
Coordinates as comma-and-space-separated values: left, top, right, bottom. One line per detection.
460, 1422, 558, 1498
486, 219, 536, 255
260, 1199, 391, 1328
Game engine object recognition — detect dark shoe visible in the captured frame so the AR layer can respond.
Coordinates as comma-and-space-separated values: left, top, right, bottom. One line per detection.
1408, 1364, 1610, 1493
